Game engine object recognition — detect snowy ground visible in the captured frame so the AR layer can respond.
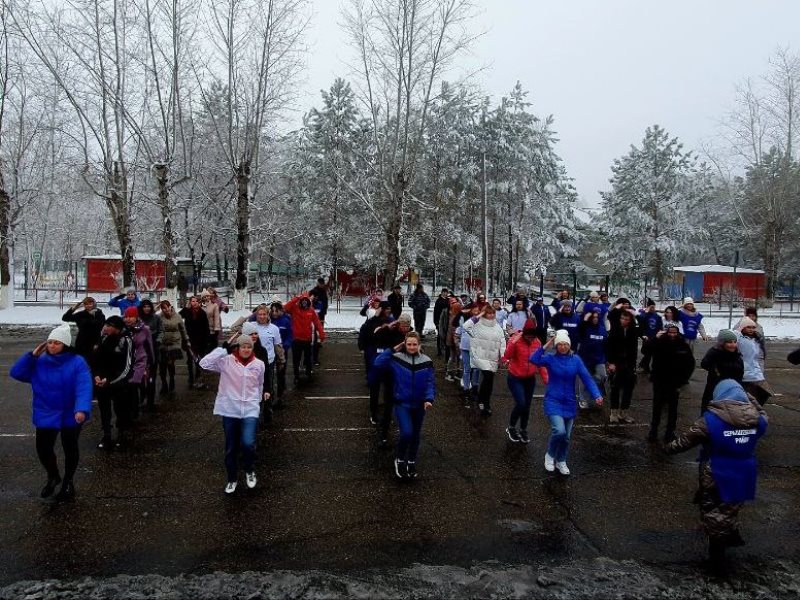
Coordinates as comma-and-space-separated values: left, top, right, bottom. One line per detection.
4, 305, 800, 339
2, 559, 799, 599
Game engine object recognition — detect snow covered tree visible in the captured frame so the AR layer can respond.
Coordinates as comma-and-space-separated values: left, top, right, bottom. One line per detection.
343, 0, 478, 286
290, 78, 367, 285
482, 82, 580, 292
597, 125, 707, 297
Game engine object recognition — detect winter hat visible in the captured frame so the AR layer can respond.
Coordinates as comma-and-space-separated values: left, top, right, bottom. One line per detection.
379, 300, 391, 310
553, 329, 571, 347
712, 379, 749, 404
105, 315, 125, 331
124, 287, 136, 295
663, 320, 680, 332
682, 297, 694, 306
398, 313, 413, 324
522, 318, 538, 334
589, 291, 600, 299
236, 334, 253, 348
717, 329, 737, 344
737, 317, 758, 330
241, 322, 259, 336
47, 324, 73, 346
124, 307, 139, 319
559, 300, 573, 311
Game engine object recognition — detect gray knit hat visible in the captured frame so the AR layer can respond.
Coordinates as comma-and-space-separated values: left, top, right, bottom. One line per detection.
236, 334, 254, 347
717, 329, 737, 344
241, 321, 259, 336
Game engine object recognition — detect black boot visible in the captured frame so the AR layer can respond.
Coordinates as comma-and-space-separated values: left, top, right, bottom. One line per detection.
707, 539, 727, 575
41, 474, 62, 498
55, 480, 75, 502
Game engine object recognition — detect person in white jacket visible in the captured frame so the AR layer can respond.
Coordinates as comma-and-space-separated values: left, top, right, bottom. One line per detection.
463, 306, 507, 416
200, 334, 267, 495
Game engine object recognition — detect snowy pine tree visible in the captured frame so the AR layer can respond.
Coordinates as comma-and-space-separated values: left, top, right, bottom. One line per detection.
597, 125, 707, 297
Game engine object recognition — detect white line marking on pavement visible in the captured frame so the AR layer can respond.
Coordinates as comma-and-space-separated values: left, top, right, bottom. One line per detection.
576, 423, 650, 429
0, 433, 34, 437
283, 427, 373, 432
304, 396, 370, 400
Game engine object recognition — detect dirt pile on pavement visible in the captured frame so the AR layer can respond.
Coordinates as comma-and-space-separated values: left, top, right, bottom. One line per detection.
2, 558, 799, 599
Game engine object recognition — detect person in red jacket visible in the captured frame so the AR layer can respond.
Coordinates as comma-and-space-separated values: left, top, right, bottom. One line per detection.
284, 293, 326, 384
501, 319, 549, 443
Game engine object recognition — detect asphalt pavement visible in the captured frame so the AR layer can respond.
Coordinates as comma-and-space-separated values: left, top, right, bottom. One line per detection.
1, 330, 799, 597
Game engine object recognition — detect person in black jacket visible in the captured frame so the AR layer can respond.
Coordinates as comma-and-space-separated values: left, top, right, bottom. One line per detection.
387, 285, 404, 320
62, 297, 106, 358
648, 322, 695, 442
179, 296, 211, 388
358, 302, 394, 421
432, 289, 450, 356
700, 329, 744, 414
90, 316, 133, 450
408, 284, 431, 335
606, 310, 639, 424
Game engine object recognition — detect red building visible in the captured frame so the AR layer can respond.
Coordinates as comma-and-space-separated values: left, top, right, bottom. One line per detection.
674, 265, 766, 301
85, 254, 191, 292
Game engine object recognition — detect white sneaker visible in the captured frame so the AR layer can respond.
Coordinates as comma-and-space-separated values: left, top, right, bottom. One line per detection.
225, 481, 237, 494
246, 472, 257, 489
556, 462, 570, 476
544, 453, 555, 472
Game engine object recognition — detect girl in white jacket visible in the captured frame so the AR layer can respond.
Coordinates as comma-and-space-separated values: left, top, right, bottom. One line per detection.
200, 335, 266, 494
463, 306, 507, 416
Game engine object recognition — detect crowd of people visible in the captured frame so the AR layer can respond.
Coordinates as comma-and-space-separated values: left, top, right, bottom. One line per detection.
9, 280, 776, 570
355, 284, 773, 568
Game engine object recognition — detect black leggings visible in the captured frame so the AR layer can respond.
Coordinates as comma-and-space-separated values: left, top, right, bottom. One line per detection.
292, 340, 313, 379
36, 426, 82, 482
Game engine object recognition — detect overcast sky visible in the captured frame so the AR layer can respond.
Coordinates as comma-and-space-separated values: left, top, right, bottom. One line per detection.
298, 0, 800, 207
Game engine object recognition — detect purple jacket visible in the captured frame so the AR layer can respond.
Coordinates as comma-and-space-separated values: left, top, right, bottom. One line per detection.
127, 320, 154, 384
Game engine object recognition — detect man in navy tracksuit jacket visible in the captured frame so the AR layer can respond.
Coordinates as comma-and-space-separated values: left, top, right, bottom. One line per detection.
636, 300, 663, 372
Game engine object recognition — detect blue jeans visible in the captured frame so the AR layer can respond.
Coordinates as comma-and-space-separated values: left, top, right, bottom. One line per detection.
395, 405, 426, 462
222, 417, 258, 482
546, 415, 574, 463
507, 374, 536, 431
461, 350, 479, 389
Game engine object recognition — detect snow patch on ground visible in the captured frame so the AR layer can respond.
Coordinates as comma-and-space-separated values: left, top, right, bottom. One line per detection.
1, 559, 798, 599
4, 306, 800, 339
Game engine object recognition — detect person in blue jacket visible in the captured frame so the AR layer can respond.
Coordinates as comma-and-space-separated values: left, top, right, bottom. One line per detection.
636, 299, 663, 373
109, 287, 141, 315
270, 302, 293, 405
372, 331, 435, 480
666, 379, 767, 571
577, 310, 608, 409
549, 301, 581, 350
10, 324, 93, 501
530, 329, 603, 476
529, 296, 551, 345
678, 297, 708, 349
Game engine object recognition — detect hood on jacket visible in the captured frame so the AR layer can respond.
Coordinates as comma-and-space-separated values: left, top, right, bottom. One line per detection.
708, 378, 761, 427
713, 379, 749, 403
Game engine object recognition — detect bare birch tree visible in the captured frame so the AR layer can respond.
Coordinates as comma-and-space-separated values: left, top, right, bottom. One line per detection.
14, 0, 142, 287
0, 0, 13, 307
343, 0, 477, 285
197, 0, 308, 308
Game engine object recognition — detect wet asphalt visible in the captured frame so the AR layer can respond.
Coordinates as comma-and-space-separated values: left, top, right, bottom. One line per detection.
0, 330, 799, 590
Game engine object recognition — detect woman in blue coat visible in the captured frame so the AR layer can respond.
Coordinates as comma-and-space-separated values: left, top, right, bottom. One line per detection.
530, 329, 603, 475
10, 324, 93, 501
372, 331, 435, 480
